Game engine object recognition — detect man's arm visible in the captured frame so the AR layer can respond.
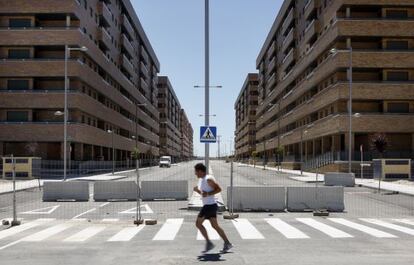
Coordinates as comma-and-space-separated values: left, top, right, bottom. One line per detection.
202, 179, 222, 197
193, 186, 201, 194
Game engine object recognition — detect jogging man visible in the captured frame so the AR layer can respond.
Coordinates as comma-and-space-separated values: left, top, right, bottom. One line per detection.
193, 163, 233, 253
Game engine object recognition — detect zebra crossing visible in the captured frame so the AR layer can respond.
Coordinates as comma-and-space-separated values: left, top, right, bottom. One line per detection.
1, 217, 414, 250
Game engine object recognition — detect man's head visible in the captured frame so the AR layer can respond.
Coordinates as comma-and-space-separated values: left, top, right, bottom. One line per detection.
194, 163, 207, 178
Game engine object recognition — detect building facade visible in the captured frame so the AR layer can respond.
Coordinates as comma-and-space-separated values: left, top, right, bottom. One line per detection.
180, 109, 194, 160
234, 73, 259, 159
157, 76, 183, 161
0, 0, 161, 161
255, 0, 414, 167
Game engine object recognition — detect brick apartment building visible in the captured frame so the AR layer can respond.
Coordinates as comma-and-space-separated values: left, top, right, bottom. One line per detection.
0, 0, 162, 161
238, 0, 414, 168
157, 76, 191, 162
234, 73, 259, 159
180, 109, 194, 160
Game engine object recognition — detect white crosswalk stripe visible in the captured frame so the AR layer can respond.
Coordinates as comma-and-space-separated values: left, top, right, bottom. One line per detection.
107, 226, 145, 242
265, 218, 309, 239
329, 218, 396, 238
64, 226, 106, 242
22, 223, 73, 242
153, 218, 184, 241
232, 219, 265, 239
297, 218, 353, 238
197, 220, 220, 240
393, 219, 414, 227
0, 218, 54, 240
360, 219, 414, 236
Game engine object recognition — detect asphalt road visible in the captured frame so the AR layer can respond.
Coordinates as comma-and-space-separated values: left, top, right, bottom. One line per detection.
0, 160, 414, 264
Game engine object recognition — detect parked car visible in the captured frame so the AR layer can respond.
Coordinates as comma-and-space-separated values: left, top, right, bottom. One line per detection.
159, 156, 172, 168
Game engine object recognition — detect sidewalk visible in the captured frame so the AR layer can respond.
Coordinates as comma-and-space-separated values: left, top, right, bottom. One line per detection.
237, 162, 414, 196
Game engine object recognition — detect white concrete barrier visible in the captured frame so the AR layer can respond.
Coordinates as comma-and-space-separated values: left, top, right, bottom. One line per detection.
287, 186, 344, 212
324, 172, 355, 187
141, 181, 188, 200
43, 181, 89, 201
93, 181, 137, 201
228, 186, 286, 211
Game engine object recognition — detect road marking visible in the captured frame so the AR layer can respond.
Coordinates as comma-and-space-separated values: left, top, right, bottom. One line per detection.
64, 226, 105, 242
102, 218, 119, 222
107, 226, 145, 242
197, 221, 220, 241
297, 218, 353, 238
265, 218, 309, 239
22, 223, 73, 242
360, 219, 414, 236
153, 218, 184, 241
72, 208, 97, 220
120, 204, 154, 214
99, 202, 111, 207
393, 219, 414, 227
329, 218, 396, 238
232, 219, 265, 239
0, 218, 54, 240
20, 205, 60, 215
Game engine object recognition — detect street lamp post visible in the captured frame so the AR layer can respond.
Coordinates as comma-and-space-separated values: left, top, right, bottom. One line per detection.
300, 129, 309, 176
330, 47, 353, 173
63, 45, 87, 181
107, 130, 115, 175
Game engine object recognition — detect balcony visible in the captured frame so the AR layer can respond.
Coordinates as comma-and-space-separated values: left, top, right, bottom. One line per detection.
281, 7, 295, 36
121, 54, 134, 77
267, 57, 277, 74
141, 46, 149, 65
267, 41, 276, 58
121, 34, 134, 57
122, 14, 135, 38
97, 27, 112, 50
303, 19, 319, 45
282, 27, 295, 53
336, 19, 414, 38
140, 77, 149, 91
304, 0, 319, 20
281, 48, 295, 72
265, 73, 277, 91
140, 61, 149, 79
97, 1, 112, 28
0, 27, 82, 46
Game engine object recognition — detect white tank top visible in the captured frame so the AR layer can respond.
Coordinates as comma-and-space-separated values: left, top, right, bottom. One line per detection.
198, 174, 217, 205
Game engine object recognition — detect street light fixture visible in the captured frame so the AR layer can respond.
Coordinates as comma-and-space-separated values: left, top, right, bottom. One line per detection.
107, 129, 115, 175
62, 45, 88, 181
330, 47, 353, 173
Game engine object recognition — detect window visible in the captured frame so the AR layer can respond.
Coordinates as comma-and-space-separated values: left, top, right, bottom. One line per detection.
9, 18, 31, 28
386, 10, 408, 19
386, 40, 409, 50
8, 49, 30, 59
388, 102, 409, 113
7, 80, 29, 90
7, 111, 29, 122
387, 71, 409, 81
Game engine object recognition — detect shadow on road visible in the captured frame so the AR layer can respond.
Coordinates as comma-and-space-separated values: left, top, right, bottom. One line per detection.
197, 253, 226, 262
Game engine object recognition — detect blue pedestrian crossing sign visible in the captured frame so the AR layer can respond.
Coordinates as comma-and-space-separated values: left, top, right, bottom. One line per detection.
200, 126, 217, 143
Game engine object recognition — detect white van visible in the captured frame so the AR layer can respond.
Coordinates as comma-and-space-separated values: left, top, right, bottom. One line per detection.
159, 156, 172, 168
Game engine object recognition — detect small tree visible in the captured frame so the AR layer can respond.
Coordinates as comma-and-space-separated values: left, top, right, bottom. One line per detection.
275, 146, 284, 171
251, 151, 258, 168
131, 147, 140, 170
370, 133, 388, 193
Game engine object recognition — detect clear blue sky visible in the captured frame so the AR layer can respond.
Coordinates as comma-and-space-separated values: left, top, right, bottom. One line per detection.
133, 0, 283, 157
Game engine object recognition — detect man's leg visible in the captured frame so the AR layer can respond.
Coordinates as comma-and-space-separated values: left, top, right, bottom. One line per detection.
196, 217, 209, 241
209, 217, 230, 244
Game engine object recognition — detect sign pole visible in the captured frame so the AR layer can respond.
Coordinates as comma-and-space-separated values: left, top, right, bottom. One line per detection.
11, 155, 20, 226
204, 0, 210, 173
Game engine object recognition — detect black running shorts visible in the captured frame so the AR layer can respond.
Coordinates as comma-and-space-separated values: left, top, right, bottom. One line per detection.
198, 203, 218, 219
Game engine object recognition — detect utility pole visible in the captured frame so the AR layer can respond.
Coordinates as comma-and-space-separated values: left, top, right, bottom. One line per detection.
204, 0, 210, 172
217, 135, 221, 159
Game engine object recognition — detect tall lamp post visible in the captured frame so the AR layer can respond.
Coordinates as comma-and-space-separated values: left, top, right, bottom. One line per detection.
63, 45, 88, 181
330, 47, 353, 173
107, 130, 115, 175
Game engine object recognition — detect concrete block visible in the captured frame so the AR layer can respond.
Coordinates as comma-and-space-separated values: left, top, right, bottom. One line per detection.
287, 186, 344, 212
43, 181, 89, 201
324, 172, 355, 187
93, 181, 138, 201
141, 180, 188, 201
228, 186, 286, 211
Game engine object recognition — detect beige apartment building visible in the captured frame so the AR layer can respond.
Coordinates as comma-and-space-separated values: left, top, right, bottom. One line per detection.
157, 76, 185, 162
234, 73, 259, 159
0, 0, 162, 161
252, 0, 414, 169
